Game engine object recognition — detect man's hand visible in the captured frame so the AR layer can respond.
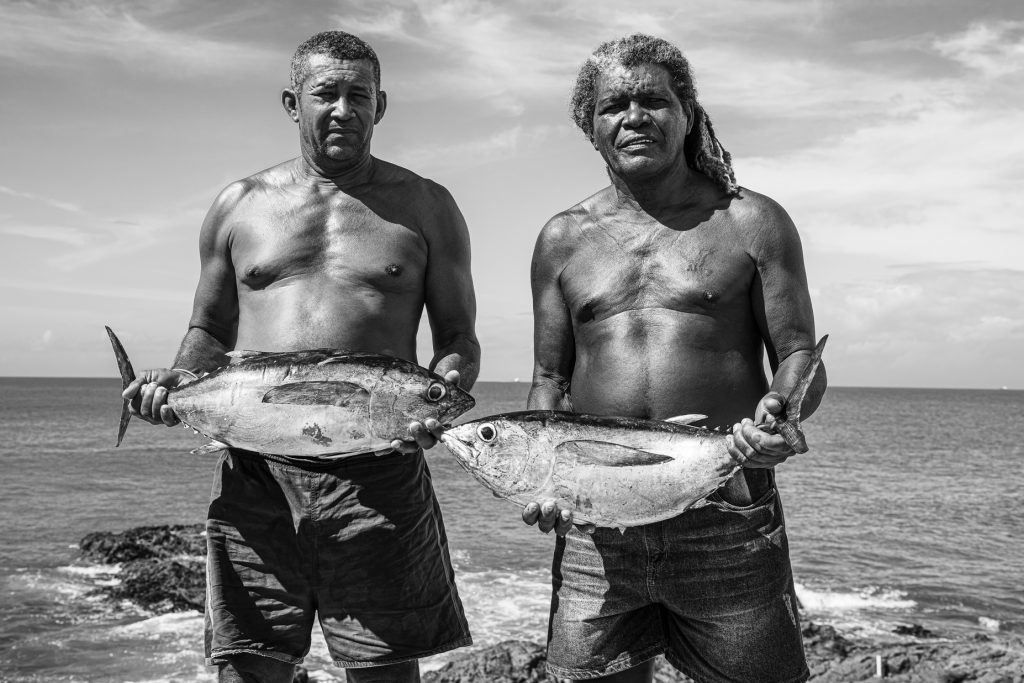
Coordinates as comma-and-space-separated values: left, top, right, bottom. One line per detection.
522, 499, 596, 537
726, 391, 796, 468
388, 370, 460, 455
122, 369, 193, 427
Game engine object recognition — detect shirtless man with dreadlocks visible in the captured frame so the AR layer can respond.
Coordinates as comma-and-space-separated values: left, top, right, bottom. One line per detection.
524, 34, 826, 683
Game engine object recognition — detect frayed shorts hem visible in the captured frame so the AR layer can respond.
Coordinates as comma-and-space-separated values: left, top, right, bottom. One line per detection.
331, 635, 474, 668
545, 645, 663, 680
205, 648, 301, 667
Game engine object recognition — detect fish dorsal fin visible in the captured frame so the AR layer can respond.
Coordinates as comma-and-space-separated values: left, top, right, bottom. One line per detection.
191, 441, 229, 456
262, 381, 369, 408
226, 349, 262, 359
664, 414, 708, 425
556, 440, 674, 467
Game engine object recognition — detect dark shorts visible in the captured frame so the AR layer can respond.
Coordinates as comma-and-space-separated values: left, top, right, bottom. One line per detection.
547, 478, 808, 682
203, 449, 472, 668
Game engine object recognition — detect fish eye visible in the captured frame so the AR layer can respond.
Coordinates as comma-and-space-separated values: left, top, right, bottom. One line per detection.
477, 423, 496, 443
426, 381, 446, 402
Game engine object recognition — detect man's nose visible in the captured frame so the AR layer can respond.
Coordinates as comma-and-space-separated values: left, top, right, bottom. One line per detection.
623, 101, 648, 127
332, 97, 354, 119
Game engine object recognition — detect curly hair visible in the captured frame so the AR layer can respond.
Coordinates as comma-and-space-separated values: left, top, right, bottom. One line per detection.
570, 34, 738, 195
290, 30, 380, 91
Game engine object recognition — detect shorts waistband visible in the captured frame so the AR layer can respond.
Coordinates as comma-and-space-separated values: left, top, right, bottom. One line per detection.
229, 448, 405, 472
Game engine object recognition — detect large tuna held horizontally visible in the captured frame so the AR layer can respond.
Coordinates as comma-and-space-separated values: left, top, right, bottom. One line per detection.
441, 336, 827, 527
106, 327, 475, 457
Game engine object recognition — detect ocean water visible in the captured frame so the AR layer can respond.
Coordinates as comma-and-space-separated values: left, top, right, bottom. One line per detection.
0, 378, 1021, 681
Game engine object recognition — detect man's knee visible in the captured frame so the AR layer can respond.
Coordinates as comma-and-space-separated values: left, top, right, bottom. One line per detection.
345, 660, 420, 683
216, 653, 296, 683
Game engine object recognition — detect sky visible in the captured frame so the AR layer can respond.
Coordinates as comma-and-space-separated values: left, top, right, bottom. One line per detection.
1, 0, 1022, 388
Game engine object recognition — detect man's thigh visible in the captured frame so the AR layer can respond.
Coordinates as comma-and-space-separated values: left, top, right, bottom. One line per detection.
216, 653, 295, 683
658, 491, 808, 682
345, 660, 420, 683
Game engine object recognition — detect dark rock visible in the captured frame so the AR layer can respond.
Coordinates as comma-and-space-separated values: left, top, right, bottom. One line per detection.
79, 524, 206, 612
423, 640, 554, 682
80, 524, 205, 563
894, 623, 938, 638
802, 622, 854, 660
108, 557, 206, 613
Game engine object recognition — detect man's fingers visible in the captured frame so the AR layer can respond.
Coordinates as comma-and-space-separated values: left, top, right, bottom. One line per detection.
537, 501, 558, 533
522, 502, 540, 525
444, 370, 461, 388
159, 403, 179, 427
122, 377, 146, 400
554, 509, 574, 536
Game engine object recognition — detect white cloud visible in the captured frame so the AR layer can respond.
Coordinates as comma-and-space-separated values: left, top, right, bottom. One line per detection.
0, 185, 83, 213
396, 123, 563, 172
0, 2, 280, 78
934, 20, 1024, 78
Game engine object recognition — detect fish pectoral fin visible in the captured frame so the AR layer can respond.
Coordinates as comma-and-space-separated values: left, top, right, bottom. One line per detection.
261, 381, 370, 408
556, 440, 674, 467
225, 349, 262, 359
191, 441, 229, 456
664, 413, 707, 425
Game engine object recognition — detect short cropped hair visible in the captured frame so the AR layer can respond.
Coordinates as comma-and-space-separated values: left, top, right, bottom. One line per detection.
290, 30, 381, 90
570, 34, 738, 195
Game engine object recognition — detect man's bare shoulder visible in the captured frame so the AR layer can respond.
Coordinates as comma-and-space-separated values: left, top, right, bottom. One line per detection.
372, 158, 457, 207
727, 186, 796, 232
726, 186, 802, 257
212, 160, 298, 209
540, 186, 614, 244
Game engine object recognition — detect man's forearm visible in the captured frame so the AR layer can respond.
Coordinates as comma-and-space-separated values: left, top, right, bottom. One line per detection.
172, 327, 232, 375
431, 334, 481, 390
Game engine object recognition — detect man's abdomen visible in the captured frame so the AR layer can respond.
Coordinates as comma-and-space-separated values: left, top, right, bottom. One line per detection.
570, 308, 767, 425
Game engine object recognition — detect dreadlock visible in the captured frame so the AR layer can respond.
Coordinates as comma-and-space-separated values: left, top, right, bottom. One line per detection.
570, 34, 739, 196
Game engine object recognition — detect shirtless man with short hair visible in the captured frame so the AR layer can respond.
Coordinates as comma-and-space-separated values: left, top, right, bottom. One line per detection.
525, 34, 826, 683
123, 30, 478, 683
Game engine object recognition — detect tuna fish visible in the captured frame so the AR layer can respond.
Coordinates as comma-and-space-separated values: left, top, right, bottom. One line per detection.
440, 336, 827, 528
106, 326, 475, 457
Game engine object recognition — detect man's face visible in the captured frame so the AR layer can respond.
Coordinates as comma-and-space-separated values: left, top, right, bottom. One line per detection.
286, 55, 384, 171
590, 62, 692, 182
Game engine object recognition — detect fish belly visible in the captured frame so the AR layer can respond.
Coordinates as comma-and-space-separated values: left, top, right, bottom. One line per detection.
174, 400, 386, 457
546, 436, 739, 527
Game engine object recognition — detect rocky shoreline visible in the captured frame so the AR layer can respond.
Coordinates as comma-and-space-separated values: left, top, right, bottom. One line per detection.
78, 525, 1023, 682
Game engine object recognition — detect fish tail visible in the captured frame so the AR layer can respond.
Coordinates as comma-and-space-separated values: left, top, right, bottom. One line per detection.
104, 326, 135, 447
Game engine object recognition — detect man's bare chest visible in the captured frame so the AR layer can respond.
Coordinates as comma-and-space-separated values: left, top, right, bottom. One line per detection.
229, 198, 426, 293
560, 224, 754, 324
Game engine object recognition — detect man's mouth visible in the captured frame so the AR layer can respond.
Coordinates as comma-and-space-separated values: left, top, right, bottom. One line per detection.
618, 136, 657, 149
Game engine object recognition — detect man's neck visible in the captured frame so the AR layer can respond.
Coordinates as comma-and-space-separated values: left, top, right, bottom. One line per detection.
608, 162, 703, 217
297, 152, 376, 190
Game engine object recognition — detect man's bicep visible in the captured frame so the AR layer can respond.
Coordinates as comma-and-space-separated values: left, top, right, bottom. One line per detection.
751, 201, 816, 368
186, 193, 240, 346
530, 227, 575, 402
423, 193, 479, 380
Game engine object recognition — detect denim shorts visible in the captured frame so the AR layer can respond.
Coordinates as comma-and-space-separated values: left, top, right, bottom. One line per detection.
547, 479, 808, 682
203, 449, 472, 668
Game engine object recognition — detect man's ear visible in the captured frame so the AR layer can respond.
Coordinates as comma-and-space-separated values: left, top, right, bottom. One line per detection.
282, 88, 299, 122
683, 101, 694, 136
374, 90, 387, 124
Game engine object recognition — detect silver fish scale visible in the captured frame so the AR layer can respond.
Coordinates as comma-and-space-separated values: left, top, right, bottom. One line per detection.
442, 411, 742, 528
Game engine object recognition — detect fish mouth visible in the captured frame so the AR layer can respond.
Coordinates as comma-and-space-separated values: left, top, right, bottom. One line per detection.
438, 432, 478, 465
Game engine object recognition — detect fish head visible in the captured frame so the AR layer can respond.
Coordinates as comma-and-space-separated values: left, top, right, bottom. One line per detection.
370, 364, 476, 436
439, 416, 539, 493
